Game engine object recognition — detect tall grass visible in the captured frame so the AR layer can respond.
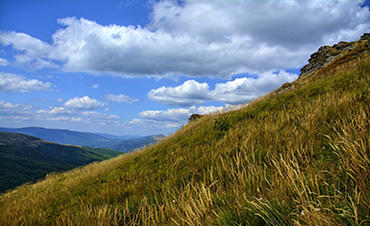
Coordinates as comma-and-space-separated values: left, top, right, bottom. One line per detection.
0, 56, 369, 225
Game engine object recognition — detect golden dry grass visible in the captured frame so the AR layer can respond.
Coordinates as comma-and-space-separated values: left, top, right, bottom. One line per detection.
0, 56, 369, 225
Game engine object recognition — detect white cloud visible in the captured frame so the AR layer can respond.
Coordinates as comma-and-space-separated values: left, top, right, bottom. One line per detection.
0, 100, 32, 110
92, 84, 99, 89
138, 108, 191, 122
0, 72, 56, 93
71, 117, 84, 122
0, 31, 50, 57
150, 0, 370, 48
0, 31, 58, 69
0, 0, 368, 77
34, 107, 73, 122
0, 100, 123, 129
0, 102, 75, 123
148, 71, 298, 106
147, 80, 210, 106
37, 107, 73, 115
37, 116, 70, 122
81, 111, 121, 125
0, 57, 8, 66
191, 105, 225, 115
34, 109, 121, 125
64, 96, 105, 110
210, 71, 298, 104
130, 105, 224, 130
105, 94, 138, 103
0, 100, 33, 120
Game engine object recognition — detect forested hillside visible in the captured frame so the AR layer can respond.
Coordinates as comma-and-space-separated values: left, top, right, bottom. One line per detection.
0, 132, 122, 193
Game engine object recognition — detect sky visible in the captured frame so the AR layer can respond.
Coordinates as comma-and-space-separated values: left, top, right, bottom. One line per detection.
0, 0, 369, 136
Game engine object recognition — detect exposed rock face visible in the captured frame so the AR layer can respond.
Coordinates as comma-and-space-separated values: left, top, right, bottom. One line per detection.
273, 33, 370, 95
273, 82, 294, 94
299, 33, 370, 80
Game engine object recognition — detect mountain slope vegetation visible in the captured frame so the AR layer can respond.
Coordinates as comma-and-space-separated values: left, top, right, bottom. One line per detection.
0, 36, 369, 225
0, 132, 122, 193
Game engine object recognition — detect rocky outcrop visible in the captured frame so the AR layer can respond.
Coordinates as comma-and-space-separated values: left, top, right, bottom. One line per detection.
299, 33, 370, 80
188, 114, 203, 122
273, 33, 370, 95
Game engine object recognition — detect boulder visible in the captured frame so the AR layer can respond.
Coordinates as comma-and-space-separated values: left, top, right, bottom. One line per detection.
188, 114, 203, 122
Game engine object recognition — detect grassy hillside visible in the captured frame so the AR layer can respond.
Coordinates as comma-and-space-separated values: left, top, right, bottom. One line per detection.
0, 132, 122, 193
0, 47, 369, 224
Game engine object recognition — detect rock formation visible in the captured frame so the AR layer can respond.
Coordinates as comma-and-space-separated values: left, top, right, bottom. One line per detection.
299, 33, 370, 80
188, 114, 203, 122
273, 33, 370, 95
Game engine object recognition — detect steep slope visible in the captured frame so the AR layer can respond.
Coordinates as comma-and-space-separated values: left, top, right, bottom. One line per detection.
0, 127, 164, 152
0, 35, 369, 225
0, 132, 122, 193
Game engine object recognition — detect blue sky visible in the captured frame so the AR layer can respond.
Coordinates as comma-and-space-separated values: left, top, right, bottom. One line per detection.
1, 0, 369, 135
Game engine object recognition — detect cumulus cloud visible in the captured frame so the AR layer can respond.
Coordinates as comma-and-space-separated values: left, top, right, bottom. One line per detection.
81, 111, 121, 125
148, 71, 297, 106
37, 107, 73, 115
0, 72, 56, 93
0, 31, 58, 69
34, 108, 121, 126
147, 80, 210, 106
150, 0, 370, 46
130, 105, 224, 129
64, 96, 105, 110
138, 108, 191, 122
0, 0, 368, 77
0, 100, 32, 110
0, 100, 122, 129
34, 107, 76, 123
0, 100, 33, 120
192, 105, 226, 115
210, 71, 298, 104
105, 94, 138, 103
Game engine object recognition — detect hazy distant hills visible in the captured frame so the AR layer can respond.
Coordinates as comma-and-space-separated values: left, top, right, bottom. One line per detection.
0, 127, 164, 152
94, 133, 142, 140
0, 131, 122, 193
0, 127, 106, 145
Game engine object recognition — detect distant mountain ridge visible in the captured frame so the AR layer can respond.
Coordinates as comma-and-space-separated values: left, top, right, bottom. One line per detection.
0, 127, 164, 152
0, 131, 122, 193
94, 133, 142, 140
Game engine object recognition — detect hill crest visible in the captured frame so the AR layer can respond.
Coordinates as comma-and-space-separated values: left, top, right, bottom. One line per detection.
0, 131, 58, 147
